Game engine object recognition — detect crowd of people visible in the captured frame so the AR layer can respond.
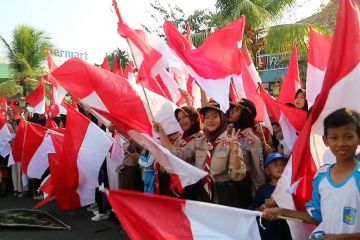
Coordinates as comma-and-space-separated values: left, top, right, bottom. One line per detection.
0, 86, 359, 239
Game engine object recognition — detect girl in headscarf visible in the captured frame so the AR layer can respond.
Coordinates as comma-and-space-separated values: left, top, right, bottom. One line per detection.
154, 101, 246, 207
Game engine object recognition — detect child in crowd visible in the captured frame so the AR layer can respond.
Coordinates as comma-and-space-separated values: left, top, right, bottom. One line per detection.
253, 152, 291, 240
263, 108, 360, 239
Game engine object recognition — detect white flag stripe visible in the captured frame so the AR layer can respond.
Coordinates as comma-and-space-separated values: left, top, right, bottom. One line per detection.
76, 121, 113, 206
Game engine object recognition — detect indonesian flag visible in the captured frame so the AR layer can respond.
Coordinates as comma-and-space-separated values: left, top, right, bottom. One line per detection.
47, 51, 67, 114
113, 0, 187, 105
112, 55, 124, 76
259, 85, 307, 153
52, 58, 181, 136
127, 130, 207, 194
0, 120, 12, 158
164, 17, 245, 112
8, 119, 28, 166
101, 57, 110, 71
34, 149, 62, 209
123, 60, 136, 83
242, 48, 273, 133
107, 189, 261, 240
273, 1, 360, 238
52, 58, 205, 194
25, 75, 45, 114
51, 106, 113, 210
306, 28, 332, 107
21, 123, 58, 179
278, 43, 302, 104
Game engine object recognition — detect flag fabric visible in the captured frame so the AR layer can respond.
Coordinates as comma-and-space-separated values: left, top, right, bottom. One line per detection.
21, 123, 58, 179
127, 130, 207, 194
164, 17, 245, 112
47, 51, 68, 111
101, 57, 111, 71
8, 120, 28, 166
306, 28, 332, 107
25, 75, 45, 114
52, 58, 181, 137
259, 85, 307, 153
107, 189, 261, 240
52, 106, 113, 210
0, 121, 13, 158
273, 1, 360, 238
278, 43, 302, 104
52, 58, 152, 135
112, 55, 124, 76
242, 48, 273, 133
113, 0, 187, 105
123, 60, 136, 83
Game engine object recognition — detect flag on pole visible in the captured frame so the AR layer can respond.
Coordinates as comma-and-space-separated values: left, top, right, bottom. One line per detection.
25, 75, 45, 114
52, 106, 113, 210
107, 189, 261, 240
306, 28, 332, 107
278, 43, 302, 104
163, 17, 245, 112
273, 1, 360, 238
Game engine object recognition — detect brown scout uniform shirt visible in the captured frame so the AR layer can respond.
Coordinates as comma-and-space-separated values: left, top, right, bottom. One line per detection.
170, 131, 246, 183
238, 127, 265, 194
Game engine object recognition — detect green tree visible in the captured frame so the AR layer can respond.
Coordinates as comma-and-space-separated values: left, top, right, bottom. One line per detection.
0, 81, 23, 97
142, 0, 214, 47
213, 0, 332, 58
0, 25, 53, 94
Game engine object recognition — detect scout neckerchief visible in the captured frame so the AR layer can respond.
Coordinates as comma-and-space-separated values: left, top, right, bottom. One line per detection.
203, 140, 220, 199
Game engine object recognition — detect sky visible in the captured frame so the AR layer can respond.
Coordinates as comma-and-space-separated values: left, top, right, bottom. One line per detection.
0, 0, 328, 65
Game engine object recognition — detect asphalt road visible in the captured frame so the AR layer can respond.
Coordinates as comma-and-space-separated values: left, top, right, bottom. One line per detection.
0, 194, 129, 240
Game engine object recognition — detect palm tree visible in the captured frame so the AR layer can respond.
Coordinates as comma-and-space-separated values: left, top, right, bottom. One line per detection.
0, 25, 53, 91
193, 0, 331, 59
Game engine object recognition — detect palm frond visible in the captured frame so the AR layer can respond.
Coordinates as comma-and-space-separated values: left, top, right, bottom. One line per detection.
265, 23, 332, 57
1, 25, 53, 84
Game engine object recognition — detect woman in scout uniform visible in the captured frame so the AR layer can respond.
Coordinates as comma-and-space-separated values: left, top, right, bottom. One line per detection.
228, 98, 265, 208
154, 101, 246, 207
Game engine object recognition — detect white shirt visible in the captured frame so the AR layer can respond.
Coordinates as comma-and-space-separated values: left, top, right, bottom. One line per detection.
306, 162, 360, 235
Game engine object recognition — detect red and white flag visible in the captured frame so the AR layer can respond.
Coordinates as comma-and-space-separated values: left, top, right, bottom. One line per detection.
273, 1, 360, 238
123, 60, 136, 83
51, 106, 113, 210
33, 151, 61, 209
306, 28, 332, 107
112, 55, 124, 76
128, 130, 207, 194
52, 58, 181, 136
107, 189, 261, 240
46, 52, 67, 115
101, 57, 110, 71
164, 17, 245, 112
113, 0, 187, 105
278, 43, 302, 104
259, 85, 307, 154
8, 120, 28, 166
0, 119, 13, 158
21, 123, 59, 179
25, 75, 45, 114
52, 58, 204, 195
